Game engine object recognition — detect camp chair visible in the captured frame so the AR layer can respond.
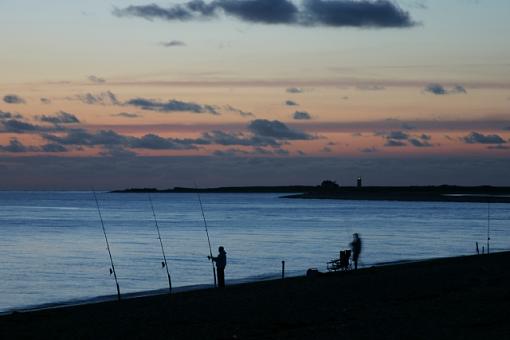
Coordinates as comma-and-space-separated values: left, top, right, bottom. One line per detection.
327, 249, 352, 272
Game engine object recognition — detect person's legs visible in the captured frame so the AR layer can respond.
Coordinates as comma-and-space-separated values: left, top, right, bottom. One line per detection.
217, 268, 225, 288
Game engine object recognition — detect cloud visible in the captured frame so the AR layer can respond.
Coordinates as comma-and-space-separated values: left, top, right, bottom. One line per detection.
386, 130, 409, 140
114, 0, 415, 28
0, 111, 23, 120
356, 84, 385, 91
36, 111, 80, 124
1, 119, 58, 133
285, 100, 298, 106
42, 128, 201, 151
202, 130, 281, 147
213, 147, 290, 157
286, 87, 304, 93
112, 112, 141, 118
0, 139, 35, 153
360, 146, 378, 153
3, 94, 26, 104
72, 91, 120, 105
463, 132, 507, 145
293, 111, 312, 120
408, 138, 432, 147
161, 40, 186, 47
248, 119, 315, 140
126, 98, 220, 114
88, 75, 106, 83
40, 143, 68, 153
424, 83, 467, 95
401, 123, 416, 130
40, 98, 52, 104
100, 145, 138, 157
384, 139, 407, 147
0, 139, 68, 153
224, 105, 254, 117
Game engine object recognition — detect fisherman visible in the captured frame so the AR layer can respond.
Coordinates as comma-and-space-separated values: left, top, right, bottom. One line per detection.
350, 233, 362, 270
208, 246, 227, 288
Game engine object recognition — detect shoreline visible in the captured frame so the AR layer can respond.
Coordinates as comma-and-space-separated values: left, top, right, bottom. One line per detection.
2, 252, 509, 339
0, 256, 458, 316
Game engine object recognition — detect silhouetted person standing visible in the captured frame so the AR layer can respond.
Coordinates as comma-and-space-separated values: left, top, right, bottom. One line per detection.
350, 233, 362, 270
209, 246, 227, 288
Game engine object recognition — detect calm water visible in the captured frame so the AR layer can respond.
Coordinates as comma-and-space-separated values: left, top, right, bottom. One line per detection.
0, 191, 509, 312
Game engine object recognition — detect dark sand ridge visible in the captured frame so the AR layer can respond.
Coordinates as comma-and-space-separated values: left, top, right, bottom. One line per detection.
1, 252, 509, 339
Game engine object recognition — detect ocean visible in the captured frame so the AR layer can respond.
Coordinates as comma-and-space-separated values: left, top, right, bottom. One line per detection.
0, 191, 508, 313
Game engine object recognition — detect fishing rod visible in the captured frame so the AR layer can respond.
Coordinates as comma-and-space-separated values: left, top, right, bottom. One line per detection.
93, 190, 121, 301
148, 194, 172, 293
487, 199, 491, 255
195, 183, 217, 288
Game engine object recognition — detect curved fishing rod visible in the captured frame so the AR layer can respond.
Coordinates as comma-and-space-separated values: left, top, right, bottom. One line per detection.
195, 183, 217, 288
93, 190, 121, 301
148, 194, 172, 293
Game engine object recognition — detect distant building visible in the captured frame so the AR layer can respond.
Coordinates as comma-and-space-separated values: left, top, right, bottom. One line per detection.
357, 177, 362, 188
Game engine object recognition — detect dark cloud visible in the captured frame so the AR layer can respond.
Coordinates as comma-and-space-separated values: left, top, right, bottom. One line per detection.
285, 100, 298, 106
36, 111, 80, 124
424, 83, 467, 95
286, 87, 304, 93
0, 139, 35, 153
100, 146, 138, 157
213, 147, 290, 157
112, 112, 141, 118
3, 94, 26, 104
302, 0, 414, 27
126, 98, 219, 114
0, 139, 68, 153
0, 111, 23, 120
384, 139, 407, 147
202, 130, 280, 147
88, 75, 106, 83
161, 40, 187, 47
114, 0, 415, 28
409, 138, 432, 147
225, 105, 254, 117
40, 143, 68, 153
401, 123, 416, 130
360, 146, 378, 153
420, 134, 431, 141
248, 119, 315, 140
463, 132, 507, 145
128, 133, 200, 150
424, 83, 447, 95
293, 111, 312, 120
72, 91, 120, 105
1, 119, 58, 133
40, 98, 51, 104
43, 129, 201, 151
322, 146, 333, 153
386, 130, 409, 140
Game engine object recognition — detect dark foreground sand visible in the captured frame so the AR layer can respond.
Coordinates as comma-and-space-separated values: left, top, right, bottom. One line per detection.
1, 252, 509, 339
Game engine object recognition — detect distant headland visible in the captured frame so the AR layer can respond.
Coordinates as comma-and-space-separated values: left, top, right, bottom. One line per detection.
112, 180, 510, 203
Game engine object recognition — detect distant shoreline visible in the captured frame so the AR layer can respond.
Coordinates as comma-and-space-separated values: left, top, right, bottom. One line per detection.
112, 185, 510, 203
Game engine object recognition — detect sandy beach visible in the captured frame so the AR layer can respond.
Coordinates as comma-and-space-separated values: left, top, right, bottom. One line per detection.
1, 252, 509, 339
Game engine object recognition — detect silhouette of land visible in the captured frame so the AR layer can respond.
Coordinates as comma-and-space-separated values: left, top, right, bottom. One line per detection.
1, 252, 509, 339
113, 185, 510, 203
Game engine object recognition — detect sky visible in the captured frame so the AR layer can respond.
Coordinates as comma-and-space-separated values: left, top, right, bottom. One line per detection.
1, 0, 510, 189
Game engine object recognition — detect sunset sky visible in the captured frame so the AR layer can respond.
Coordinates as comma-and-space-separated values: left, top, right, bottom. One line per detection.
1, 0, 509, 189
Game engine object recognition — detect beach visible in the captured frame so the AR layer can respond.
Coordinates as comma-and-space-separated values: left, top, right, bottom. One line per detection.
1, 252, 509, 339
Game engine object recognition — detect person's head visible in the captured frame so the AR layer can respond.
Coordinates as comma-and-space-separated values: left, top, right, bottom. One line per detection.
219, 246, 225, 254
353, 233, 359, 240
